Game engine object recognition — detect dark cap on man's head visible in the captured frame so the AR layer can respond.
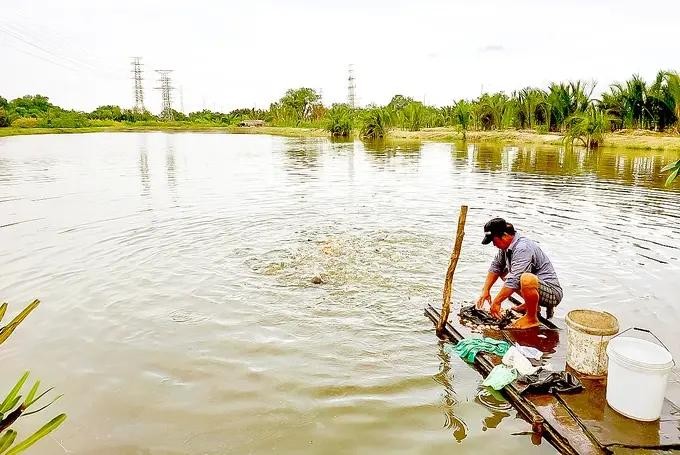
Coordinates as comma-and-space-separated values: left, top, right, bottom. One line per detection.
482, 218, 513, 244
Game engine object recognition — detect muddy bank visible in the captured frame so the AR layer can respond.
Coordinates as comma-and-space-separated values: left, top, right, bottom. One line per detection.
390, 127, 680, 151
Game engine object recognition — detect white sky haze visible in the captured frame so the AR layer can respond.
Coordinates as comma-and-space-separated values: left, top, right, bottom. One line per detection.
1, 0, 678, 114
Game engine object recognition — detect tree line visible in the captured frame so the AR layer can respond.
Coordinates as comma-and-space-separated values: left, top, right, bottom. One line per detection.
2, 71, 680, 149
327, 71, 680, 148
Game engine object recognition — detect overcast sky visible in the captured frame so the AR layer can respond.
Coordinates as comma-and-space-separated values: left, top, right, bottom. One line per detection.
1, 0, 678, 114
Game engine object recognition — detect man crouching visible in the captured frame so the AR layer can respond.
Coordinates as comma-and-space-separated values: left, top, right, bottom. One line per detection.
475, 218, 563, 329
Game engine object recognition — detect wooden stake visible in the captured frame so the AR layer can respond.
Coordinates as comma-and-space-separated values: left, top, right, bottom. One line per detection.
436, 205, 468, 337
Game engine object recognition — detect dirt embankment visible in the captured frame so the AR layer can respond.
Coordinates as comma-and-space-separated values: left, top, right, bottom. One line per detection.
2, 125, 680, 152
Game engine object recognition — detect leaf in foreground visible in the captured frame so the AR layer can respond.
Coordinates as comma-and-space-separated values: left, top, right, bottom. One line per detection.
5, 414, 66, 455
666, 167, 680, 186
0, 300, 40, 346
0, 373, 28, 414
0, 430, 17, 453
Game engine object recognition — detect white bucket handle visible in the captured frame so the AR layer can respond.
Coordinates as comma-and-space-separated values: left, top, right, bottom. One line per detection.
611, 327, 676, 366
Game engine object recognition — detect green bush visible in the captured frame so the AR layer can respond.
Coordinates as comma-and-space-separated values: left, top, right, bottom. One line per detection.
88, 119, 119, 127
0, 108, 9, 127
403, 101, 425, 131
10, 118, 39, 128
360, 107, 390, 139
37, 112, 89, 128
564, 107, 610, 148
324, 104, 354, 137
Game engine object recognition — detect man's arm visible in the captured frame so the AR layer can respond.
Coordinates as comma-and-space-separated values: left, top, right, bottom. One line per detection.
477, 251, 506, 309
490, 285, 516, 318
476, 271, 501, 308
482, 271, 500, 295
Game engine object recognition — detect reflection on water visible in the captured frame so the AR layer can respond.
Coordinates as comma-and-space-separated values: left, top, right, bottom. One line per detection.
281, 137, 324, 171
456, 143, 680, 188
138, 136, 150, 197
0, 132, 677, 455
433, 343, 468, 442
166, 136, 176, 194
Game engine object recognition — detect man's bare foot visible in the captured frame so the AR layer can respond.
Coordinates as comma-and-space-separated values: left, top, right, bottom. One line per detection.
512, 304, 526, 313
508, 315, 539, 329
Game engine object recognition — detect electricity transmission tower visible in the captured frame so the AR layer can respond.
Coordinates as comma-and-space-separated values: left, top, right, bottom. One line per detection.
179, 85, 184, 113
131, 57, 145, 113
155, 70, 174, 120
347, 64, 356, 108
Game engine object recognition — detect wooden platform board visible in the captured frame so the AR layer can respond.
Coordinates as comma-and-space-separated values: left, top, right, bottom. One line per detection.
425, 304, 680, 454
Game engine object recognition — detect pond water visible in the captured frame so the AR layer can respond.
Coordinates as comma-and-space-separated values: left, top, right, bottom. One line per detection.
1, 132, 679, 454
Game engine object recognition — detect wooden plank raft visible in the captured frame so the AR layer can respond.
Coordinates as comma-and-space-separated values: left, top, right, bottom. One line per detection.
426, 304, 680, 454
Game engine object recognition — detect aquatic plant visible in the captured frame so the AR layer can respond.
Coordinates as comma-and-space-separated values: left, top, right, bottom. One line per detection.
648, 71, 680, 131
452, 100, 473, 140
0, 300, 66, 453
476, 93, 509, 130
359, 107, 391, 139
402, 101, 425, 131
324, 104, 355, 137
662, 159, 680, 186
546, 81, 594, 132
0, 372, 66, 454
563, 106, 610, 149
663, 71, 680, 132
516, 88, 548, 129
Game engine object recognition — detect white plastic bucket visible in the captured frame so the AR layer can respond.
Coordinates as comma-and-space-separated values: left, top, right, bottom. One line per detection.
565, 309, 619, 376
606, 334, 674, 421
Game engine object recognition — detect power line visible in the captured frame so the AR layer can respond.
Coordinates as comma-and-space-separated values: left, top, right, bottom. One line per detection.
0, 21, 124, 80
2, 10, 122, 76
131, 57, 145, 112
155, 70, 174, 119
1, 37, 80, 72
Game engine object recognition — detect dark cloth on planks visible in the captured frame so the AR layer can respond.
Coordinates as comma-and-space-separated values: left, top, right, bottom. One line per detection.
515, 370, 583, 395
459, 305, 518, 329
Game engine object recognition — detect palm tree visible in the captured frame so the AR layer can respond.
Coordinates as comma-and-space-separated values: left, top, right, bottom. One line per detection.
516, 88, 548, 129
452, 100, 473, 140
477, 92, 510, 130
648, 71, 680, 132
547, 81, 595, 132
360, 107, 391, 139
664, 71, 680, 132
403, 101, 425, 131
564, 106, 610, 149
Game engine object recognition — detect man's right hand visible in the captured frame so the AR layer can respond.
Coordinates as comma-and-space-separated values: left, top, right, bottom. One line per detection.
475, 291, 491, 310
490, 302, 502, 319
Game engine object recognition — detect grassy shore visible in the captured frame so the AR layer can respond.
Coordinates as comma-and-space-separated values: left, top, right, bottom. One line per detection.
2, 124, 680, 151
0, 124, 329, 139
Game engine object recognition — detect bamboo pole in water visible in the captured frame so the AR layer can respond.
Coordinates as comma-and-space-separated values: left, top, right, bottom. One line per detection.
436, 205, 468, 337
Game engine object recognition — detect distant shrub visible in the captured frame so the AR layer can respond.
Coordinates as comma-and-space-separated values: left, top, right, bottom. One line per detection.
324, 104, 355, 137
0, 108, 9, 127
11, 117, 39, 128
360, 107, 391, 139
37, 112, 89, 128
88, 119, 119, 127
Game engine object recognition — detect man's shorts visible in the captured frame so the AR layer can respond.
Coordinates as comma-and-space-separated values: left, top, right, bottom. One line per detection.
538, 280, 563, 319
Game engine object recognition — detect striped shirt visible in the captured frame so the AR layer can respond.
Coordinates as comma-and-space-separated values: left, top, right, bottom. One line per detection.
489, 233, 562, 297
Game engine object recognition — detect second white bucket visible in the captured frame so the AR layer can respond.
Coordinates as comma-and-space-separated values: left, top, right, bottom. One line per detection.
606, 332, 674, 421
